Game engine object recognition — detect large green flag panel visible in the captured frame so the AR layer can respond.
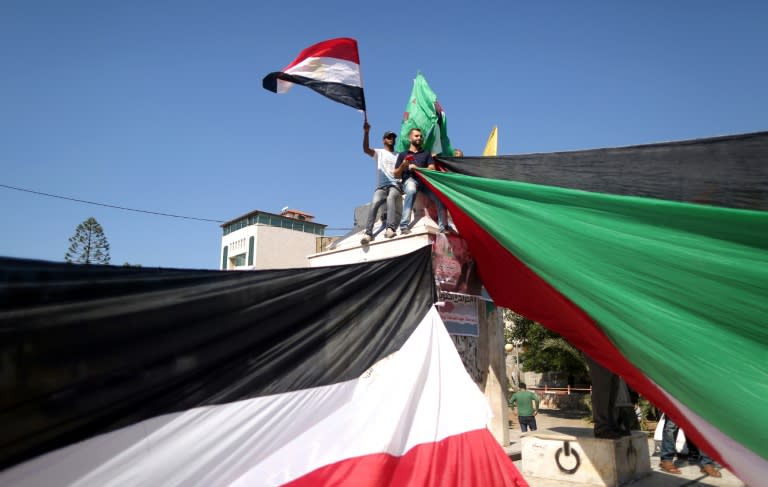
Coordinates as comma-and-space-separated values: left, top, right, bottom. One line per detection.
396, 73, 453, 156
420, 169, 768, 477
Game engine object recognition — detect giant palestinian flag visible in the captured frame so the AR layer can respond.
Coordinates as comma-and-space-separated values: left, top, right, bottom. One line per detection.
263, 37, 366, 111
0, 248, 526, 486
421, 131, 768, 487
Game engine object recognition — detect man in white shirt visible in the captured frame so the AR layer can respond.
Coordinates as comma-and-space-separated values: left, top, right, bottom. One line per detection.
361, 122, 401, 244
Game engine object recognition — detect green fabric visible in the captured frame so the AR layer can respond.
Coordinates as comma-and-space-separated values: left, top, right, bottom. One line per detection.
396, 73, 453, 156
509, 390, 540, 416
421, 169, 768, 460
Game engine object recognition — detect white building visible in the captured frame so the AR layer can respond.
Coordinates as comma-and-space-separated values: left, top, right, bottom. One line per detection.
220, 209, 326, 270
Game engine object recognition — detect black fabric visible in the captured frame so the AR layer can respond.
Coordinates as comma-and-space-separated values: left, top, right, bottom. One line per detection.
396, 149, 433, 183
586, 356, 620, 436
0, 247, 434, 471
437, 131, 768, 210
262, 72, 366, 111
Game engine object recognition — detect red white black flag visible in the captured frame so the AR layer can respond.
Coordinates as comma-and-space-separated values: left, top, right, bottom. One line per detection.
263, 37, 366, 111
0, 248, 527, 486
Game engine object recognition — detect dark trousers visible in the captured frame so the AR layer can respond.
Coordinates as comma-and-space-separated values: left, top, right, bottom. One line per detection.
586, 356, 619, 435
519, 415, 537, 432
661, 417, 715, 466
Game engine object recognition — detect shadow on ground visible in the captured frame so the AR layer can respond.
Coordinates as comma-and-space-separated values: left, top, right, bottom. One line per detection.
540, 409, 591, 420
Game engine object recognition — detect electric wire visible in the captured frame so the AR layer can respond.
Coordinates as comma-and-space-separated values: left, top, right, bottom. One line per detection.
0, 183, 353, 230
1, 183, 224, 222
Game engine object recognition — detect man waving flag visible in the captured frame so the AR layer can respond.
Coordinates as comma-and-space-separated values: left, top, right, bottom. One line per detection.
263, 37, 366, 111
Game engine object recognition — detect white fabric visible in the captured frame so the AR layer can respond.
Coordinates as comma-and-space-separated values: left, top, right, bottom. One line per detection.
373, 148, 399, 188
676, 426, 688, 455
1, 307, 492, 487
277, 56, 361, 93
653, 413, 687, 453
653, 414, 664, 442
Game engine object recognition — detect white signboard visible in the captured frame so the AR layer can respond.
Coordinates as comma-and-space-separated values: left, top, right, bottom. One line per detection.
438, 291, 480, 337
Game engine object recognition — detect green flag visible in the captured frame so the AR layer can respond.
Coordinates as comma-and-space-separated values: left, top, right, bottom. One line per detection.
396, 73, 453, 156
419, 168, 768, 481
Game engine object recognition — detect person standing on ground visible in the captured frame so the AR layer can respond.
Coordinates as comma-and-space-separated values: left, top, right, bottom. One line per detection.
393, 127, 448, 234
508, 382, 540, 432
659, 415, 721, 477
360, 122, 401, 244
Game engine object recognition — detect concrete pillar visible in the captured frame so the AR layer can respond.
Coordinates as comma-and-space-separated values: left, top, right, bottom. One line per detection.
478, 301, 510, 446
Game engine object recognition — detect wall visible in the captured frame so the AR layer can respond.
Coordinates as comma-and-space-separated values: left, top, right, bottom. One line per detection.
221, 224, 318, 270
253, 225, 316, 269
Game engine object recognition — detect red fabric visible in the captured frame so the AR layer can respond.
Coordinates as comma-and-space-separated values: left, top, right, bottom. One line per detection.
418, 173, 722, 466
285, 429, 527, 487
283, 37, 360, 70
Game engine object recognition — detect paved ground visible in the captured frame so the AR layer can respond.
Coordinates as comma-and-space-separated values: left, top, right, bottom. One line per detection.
504, 409, 748, 487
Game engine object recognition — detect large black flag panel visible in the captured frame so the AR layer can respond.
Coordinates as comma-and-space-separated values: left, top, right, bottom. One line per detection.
0, 250, 439, 473
437, 131, 768, 210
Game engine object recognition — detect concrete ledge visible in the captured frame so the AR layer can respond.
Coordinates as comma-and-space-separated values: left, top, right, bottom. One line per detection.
521, 427, 650, 486
504, 444, 522, 461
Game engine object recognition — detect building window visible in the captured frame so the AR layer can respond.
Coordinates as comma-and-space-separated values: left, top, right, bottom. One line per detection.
232, 253, 246, 267
222, 245, 229, 269
248, 237, 255, 266
223, 213, 325, 236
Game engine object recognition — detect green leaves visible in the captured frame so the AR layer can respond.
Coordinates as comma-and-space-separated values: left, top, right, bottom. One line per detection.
64, 217, 111, 265
505, 308, 589, 381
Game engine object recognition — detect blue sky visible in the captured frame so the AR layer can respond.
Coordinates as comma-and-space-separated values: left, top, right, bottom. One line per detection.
1, 1, 766, 269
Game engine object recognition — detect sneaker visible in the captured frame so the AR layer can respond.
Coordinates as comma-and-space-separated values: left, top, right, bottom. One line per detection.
384, 228, 396, 238
400, 227, 411, 235
360, 234, 372, 245
659, 460, 681, 474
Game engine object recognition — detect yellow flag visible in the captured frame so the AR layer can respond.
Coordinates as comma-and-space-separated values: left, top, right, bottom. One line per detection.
482, 126, 498, 156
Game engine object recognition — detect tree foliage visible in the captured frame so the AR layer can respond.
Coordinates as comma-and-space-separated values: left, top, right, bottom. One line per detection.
504, 309, 589, 383
64, 217, 111, 265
